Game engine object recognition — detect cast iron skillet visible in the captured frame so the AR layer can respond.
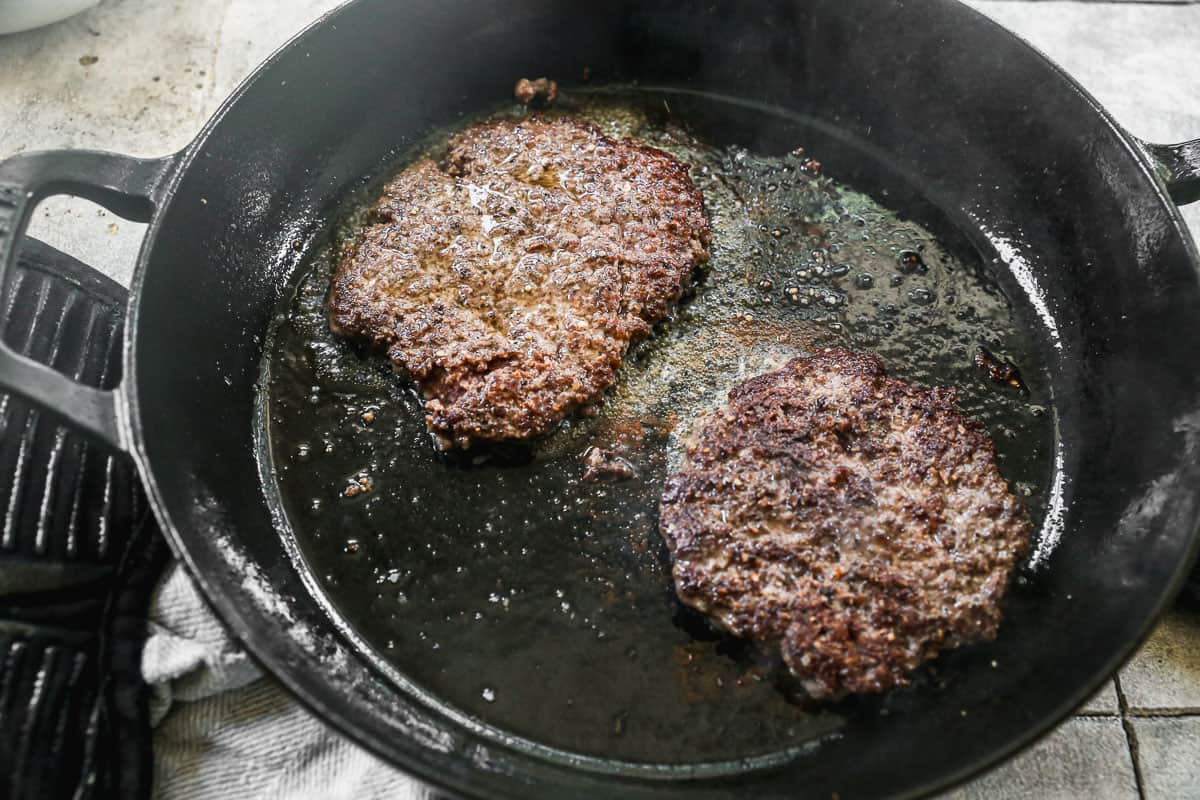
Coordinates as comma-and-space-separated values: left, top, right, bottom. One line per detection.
2, 0, 1200, 796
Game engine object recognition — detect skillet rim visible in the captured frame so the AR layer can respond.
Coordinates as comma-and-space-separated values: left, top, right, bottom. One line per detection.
120, 0, 1200, 796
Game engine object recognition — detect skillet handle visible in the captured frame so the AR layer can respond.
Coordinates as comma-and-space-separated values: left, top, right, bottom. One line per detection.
0, 150, 178, 452
1142, 138, 1200, 206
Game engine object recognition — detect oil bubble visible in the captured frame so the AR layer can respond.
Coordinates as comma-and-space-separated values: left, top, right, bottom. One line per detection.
908, 288, 937, 306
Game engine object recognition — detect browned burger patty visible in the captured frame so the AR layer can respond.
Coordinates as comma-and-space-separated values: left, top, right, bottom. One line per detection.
329, 116, 710, 448
659, 350, 1031, 698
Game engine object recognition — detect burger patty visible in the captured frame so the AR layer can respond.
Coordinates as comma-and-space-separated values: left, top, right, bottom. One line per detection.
329, 116, 710, 448
659, 350, 1031, 698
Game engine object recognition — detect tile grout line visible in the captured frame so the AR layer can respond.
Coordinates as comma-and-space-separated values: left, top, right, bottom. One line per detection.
1126, 708, 1200, 718
1114, 674, 1148, 800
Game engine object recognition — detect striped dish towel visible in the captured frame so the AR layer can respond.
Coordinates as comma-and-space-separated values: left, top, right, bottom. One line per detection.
141, 562, 430, 799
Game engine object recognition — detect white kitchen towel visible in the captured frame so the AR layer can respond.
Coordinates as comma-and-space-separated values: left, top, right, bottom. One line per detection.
142, 561, 429, 800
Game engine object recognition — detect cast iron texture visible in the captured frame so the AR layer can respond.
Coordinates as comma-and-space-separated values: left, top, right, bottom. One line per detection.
0, 152, 175, 449
1, 0, 1200, 797
0, 238, 168, 800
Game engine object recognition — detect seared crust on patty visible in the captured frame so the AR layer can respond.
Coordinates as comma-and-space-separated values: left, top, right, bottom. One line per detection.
328, 116, 710, 447
658, 350, 1031, 697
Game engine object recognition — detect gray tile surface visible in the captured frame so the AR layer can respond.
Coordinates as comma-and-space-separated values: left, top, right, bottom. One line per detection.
1122, 607, 1200, 713
944, 718, 1138, 800
1080, 680, 1122, 716
1132, 715, 1200, 799
2, 0, 1200, 798
0, 0, 344, 286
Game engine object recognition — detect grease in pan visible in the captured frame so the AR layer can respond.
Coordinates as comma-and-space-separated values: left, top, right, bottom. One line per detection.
260, 89, 1051, 762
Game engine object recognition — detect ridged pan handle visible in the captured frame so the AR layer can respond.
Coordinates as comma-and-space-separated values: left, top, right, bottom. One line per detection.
0, 150, 178, 451
1142, 138, 1200, 206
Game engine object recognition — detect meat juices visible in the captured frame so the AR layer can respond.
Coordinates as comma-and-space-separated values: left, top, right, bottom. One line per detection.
329, 116, 711, 448
659, 350, 1031, 698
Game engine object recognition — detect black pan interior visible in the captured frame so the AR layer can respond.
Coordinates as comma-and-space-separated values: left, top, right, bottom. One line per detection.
258, 88, 1056, 767
124, 1, 1200, 797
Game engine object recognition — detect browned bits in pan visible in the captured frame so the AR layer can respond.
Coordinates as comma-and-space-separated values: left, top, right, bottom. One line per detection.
975, 347, 1028, 393
513, 77, 559, 108
582, 446, 638, 482
342, 472, 373, 498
